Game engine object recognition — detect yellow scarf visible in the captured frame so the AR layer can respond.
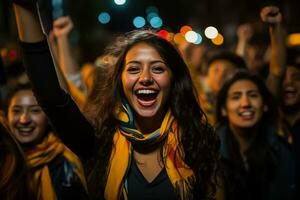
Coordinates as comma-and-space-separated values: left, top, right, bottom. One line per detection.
105, 102, 194, 200
26, 132, 88, 200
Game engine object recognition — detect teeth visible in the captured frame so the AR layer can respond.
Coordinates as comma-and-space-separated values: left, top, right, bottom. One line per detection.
285, 86, 296, 93
136, 89, 157, 94
240, 111, 253, 116
18, 127, 34, 132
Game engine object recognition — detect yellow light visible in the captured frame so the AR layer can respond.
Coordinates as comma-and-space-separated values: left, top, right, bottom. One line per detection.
174, 33, 186, 45
212, 33, 224, 45
287, 33, 300, 46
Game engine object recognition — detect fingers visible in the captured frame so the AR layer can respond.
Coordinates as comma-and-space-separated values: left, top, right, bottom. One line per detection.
52, 16, 73, 37
260, 6, 282, 25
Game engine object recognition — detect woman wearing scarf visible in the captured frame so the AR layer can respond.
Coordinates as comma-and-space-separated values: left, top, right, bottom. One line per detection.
12, 1, 220, 199
6, 83, 88, 200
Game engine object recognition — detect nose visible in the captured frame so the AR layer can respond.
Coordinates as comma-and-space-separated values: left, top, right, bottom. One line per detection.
19, 111, 31, 124
283, 73, 292, 86
240, 95, 251, 108
139, 69, 153, 85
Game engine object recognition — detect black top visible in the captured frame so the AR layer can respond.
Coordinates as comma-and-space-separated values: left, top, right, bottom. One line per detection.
20, 40, 179, 199
20, 40, 95, 162
126, 159, 178, 200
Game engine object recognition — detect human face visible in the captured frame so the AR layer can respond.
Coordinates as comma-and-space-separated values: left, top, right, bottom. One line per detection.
121, 42, 172, 122
223, 80, 266, 129
282, 66, 300, 108
8, 90, 48, 145
207, 59, 237, 94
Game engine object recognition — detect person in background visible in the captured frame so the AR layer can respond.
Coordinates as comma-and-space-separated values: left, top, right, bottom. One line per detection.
12, 1, 220, 199
199, 51, 247, 124
215, 71, 296, 200
6, 83, 88, 200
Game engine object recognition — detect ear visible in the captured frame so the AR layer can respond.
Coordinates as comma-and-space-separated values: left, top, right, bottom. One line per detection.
221, 107, 227, 116
263, 105, 268, 112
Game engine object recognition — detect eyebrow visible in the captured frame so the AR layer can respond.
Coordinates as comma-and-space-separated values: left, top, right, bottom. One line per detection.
126, 60, 166, 65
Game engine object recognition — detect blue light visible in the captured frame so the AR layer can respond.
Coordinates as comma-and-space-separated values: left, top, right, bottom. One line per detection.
133, 16, 146, 28
194, 33, 203, 44
150, 16, 163, 28
146, 6, 158, 14
98, 12, 111, 24
147, 12, 159, 23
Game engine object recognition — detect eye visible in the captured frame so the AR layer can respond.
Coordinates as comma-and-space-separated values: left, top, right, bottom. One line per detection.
249, 91, 259, 98
30, 107, 42, 114
126, 66, 140, 74
11, 108, 22, 114
152, 66, 165, 74
229, 94, 240, 100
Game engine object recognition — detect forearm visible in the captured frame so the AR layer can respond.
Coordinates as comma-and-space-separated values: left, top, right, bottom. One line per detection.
13, 3, 45, 42
57, 36, 80, 76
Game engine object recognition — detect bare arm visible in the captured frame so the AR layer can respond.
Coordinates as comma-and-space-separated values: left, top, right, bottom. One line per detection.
261, 6, 286, 98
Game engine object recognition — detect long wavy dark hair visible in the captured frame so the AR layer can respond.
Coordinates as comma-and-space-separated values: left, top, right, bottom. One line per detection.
215, 71, 278, 200
84, 29, 220, 199
0, 123, 36, 200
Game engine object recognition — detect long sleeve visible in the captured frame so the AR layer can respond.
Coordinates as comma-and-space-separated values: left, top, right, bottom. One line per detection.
20, 39, 95, 161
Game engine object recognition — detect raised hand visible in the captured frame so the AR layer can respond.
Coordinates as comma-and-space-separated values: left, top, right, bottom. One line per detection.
53, 16, 74, 38
260, 6, 282, 26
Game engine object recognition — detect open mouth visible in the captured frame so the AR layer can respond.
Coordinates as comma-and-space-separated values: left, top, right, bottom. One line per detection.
238, 111, 254, 119
16, 127, 35, 135
284, 86, 297, 97
135, 89, 158, 102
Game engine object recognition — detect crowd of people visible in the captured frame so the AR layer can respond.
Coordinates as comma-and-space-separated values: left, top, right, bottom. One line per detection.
0, 0, 298, 199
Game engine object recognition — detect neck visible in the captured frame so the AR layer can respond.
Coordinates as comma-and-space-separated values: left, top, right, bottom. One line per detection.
229, 124, 258, 154
135, 113, 164, 134
283, 109, 300, 126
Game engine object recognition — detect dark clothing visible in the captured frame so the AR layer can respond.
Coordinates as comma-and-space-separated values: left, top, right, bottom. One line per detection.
20, 40, 178, 199
20, 40, 95, 162
46, 154, 88, 200
126, 159, 178, 200
218, 125, 296, 200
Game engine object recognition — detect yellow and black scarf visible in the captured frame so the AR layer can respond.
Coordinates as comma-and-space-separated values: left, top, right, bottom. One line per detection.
104, 101, 194, 200
25, 132, 87, 200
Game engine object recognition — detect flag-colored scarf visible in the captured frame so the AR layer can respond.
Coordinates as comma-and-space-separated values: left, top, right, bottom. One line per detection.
105, 102, 194, 200
25, 132, 87, 200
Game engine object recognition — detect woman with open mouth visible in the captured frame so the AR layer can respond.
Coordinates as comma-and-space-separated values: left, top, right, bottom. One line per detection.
12, 1, 220, 199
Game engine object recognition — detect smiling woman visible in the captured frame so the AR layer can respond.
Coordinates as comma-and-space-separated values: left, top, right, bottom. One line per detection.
5, 83, 88, 200
11, 1, 220, 199
215, 71, 296, 200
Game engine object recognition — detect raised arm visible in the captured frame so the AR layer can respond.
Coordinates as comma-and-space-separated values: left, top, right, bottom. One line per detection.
261, 6, 286, 98
12, 1, 94, 160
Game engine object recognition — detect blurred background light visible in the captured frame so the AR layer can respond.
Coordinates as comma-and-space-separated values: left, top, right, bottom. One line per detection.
133, 16, 146, 28
211, 33, 224, 45
150, 16, 163, 28
114, 0, 126, 6
204, 26, 218, 39
98, 12, 111, 24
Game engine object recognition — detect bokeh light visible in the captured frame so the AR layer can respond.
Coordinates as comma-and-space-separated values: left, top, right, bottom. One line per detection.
185, 31, 198, 43
180, 25, 192, 35
287, 33, 300, 46
211, 33, 224, 45
194, 33, 203, 45
114, 0, 126, 5
174, 33, 186, 45
150, 16, 163, 28
204, 26, 218, 39
98, 12, 111, 24
133, 16, 146, 28
147, 12, 159, 23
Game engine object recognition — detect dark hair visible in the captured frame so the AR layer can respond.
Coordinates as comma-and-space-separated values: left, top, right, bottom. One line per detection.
85, 29, 220, 199
207, 51, 247, 70
0, 123, 36, 199
215, 71, 278, 199
4, 83, 33, 116
216, 71, 276, 126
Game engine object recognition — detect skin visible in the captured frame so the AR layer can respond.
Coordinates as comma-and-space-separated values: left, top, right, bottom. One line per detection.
282, 66, 300, 108
8, 90, 48, 145
121, 42, 173, 134
223, 80, 266, 131
207, 59, 237, 94
121, 42, 173, 182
